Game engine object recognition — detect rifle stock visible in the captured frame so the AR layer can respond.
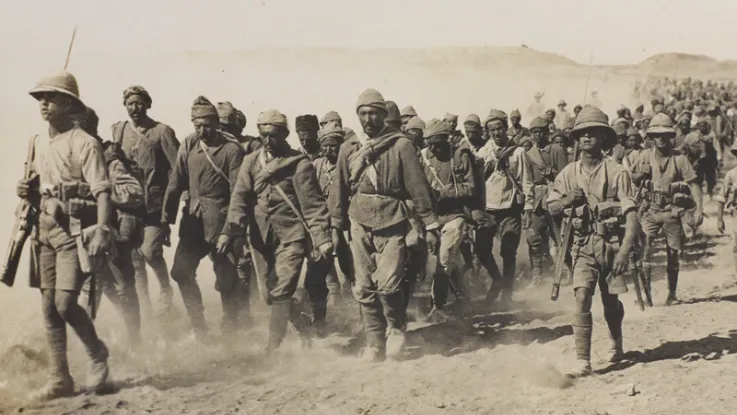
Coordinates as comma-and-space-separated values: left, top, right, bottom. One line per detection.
1, 136, 39, 287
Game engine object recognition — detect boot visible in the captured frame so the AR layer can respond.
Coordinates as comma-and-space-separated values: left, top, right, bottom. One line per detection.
604, 301, 625, 363
88, 341, 109, 392
31, 327, 75, 401
311, 301, 328, 339
360, 346, 385, 363
385, 328, 406, 360
666, 260, 679, 305
665, 291, 679, 306
290, 300, 313, 349
266, 301, 292, 353
361, 302, 387, 356
569, 312, 593, 377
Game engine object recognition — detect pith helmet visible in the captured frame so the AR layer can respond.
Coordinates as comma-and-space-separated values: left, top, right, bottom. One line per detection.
647, 113, 676, 135
570, 105, 615, 141
29, 71, 82, 104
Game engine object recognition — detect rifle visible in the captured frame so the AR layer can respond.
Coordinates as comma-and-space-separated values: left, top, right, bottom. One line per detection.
551, 142, 578, 301
1, 136, 40, 287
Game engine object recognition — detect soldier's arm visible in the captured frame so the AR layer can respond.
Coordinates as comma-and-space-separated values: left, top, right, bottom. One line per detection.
329, 142, 352, 231
547, 165, 572, 216
79, 136, 112, 227
518, 150, 534, 211
677, 155, 702, 213
293, 159, 331, 248
445, 151, 476, 199
615, 170, 639, 257
227, 145, 246, 195
551, 143, 569, 174
716, 171, 733, 222
400, 141, 439, 230
223, 155, 253, 237
160, 126, 181, 171
161, 144, 188, 225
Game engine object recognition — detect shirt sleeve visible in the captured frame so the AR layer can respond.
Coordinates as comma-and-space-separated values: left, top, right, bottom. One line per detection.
716, 169, 735, 204
614, 168, 637, 214
223, 154, 253, 236
676, 155, 698, 183
547, 164, 572, 206
162, 141, 189, 224
400, 140, 439, 228
160, 125, 181, 174
293, 159, 332, 248
77, 133, 111, 197
517, 149, 534, 210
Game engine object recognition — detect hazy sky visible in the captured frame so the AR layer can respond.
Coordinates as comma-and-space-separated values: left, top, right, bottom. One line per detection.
2, 0, 735, 65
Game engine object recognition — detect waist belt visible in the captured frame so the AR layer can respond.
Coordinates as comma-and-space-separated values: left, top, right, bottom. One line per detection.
650, 191, 672, 208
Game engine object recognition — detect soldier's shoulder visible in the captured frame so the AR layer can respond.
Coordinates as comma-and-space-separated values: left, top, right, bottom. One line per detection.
220, 132, 246, 154
605, 158, 631, 177
151, 121, 176, 136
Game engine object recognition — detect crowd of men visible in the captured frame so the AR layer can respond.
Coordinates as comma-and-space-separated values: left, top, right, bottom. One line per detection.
15, 70, 737, 401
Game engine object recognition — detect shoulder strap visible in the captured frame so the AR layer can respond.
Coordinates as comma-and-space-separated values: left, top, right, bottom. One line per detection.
258, 154, 318, 246
69, 129, 83, 180
198, 140, 231, 184
113, 121, 128, 144
420, 149, 444, 187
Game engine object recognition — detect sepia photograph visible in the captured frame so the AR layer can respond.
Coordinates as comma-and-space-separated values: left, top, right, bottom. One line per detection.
1, 0, 737, 413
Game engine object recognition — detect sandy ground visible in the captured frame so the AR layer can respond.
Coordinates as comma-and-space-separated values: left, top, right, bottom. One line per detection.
1, 50, 737, 414
0, 192, 736, 415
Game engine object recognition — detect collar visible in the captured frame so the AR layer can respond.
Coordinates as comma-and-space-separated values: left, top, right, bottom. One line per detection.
196, 134, 226, 155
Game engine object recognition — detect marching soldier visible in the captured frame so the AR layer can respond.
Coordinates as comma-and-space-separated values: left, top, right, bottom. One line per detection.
715, 142, 737, 278
223, 110, 333, 352
77, 107, 144, 352
508, 109, 530, 145
162, 97, 245, 341
218, 102, 261, 154
332, 89, 439, 361
22, 71, 113, 399
524, 117, 569, 286
405, 116, 426, 150
112, 85, 179, 317
311, 122, 353, 324
385, 101, 402, 130
296, 114, 322, 161
477, 109, 533, 304
420, 119, 476, 318
443, 113, 466, 149
632, 113, 702, 305
547, 105, 641, 377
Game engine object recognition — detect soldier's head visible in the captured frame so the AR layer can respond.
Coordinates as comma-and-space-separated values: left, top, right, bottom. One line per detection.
385, 101, 402, 130
625, 127, 642, 150
74, 106, 100, 138
318, 122, 344, 163
443, 113, 459, 132
665, 106, 677, 121
217, 101, 239, 136
320, 111, 342, 130
509, 109, 522, 127
30, 71, 84, 126
424, 119, 452, 154
463, 114, 483, 145
573, 105, 583, 117
570, 106, 615, 155
529, 117, 550, 147
614, 122, 628, 146
697, 119, 711, 135
646, 113, 677, 151
484, 109, 508, 146
235, 110, 247, 136
552, 131, 567, 148
635, 104, 644, 114
545, 108, 556, 122
356, 89, 388, 138
257, 110, 290, 154
296, 115, 320, 153
190, 96, 219, 142
400, 106, 418, 130
123, 85, 152, 123
405, 116, 426, 148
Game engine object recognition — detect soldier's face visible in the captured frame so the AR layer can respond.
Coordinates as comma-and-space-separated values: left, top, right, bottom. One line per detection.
125, 95, 148, 121
486, 121, 508, 145
575, 128, 606, 153
36, 92, 73, 123
531, 128, 548, 144
321, 142, 340, 162
358, 106, 387, 138
298, 130, 319, 152
652, 134, 673, 150
465, 126, 482, 143
626, 136, 641, 149
193, 117, 218, 140
522, 141, 533, 151
401, 115, 414, 128
545, 112, 555, 121
259, 125, 289, 153
445, 120, 458, 131
553, 135, 566, 147
510, 116, 521, 126
406, 128, 424, 147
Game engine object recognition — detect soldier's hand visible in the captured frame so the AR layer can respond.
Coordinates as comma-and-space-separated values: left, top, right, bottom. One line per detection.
318, 242, 333, 261
565, 188, 586, 206
161, 223, 171, 247
88, 226, 112, 257
522, 209, 533, 230
181, 191, 190, 202
612, 250, 629, 276
216, 234, 231, 255
717, 217, 726, 234
331, 228, 340, 255
16, 179, 30, 199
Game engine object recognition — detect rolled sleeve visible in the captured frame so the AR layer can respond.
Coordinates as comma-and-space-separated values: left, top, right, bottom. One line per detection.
614, 169, 637, 214
78, 135, 111, 197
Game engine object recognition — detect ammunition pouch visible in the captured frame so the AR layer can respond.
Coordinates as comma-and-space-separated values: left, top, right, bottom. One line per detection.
566, 201, 624, 240
116, 212, 143, 245
650, 191, 672, 209
41, 181, 98, 226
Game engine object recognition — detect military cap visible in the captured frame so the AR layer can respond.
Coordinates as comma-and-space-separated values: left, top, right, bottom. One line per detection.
30, 70, 82, 105
509, 109, 522, 119
356, 89, 386, 113
400, 106, 418, 117
295, 114, 319, 132
318, 121, 345, 144
385, 101, 401, 122
424, 119, 452, 143
464, 114, 481, 126
529, 116, 549, 130
320, 111, 341, 125
443, 113, 459, 123
123, 85, 152, 107
257, 110, 288, 129
235, 109, 247, 129
626, 127, 641, 138
484, 109, 507, 126
191, 96, 218, 120
647, 113, 676, 135
217, 101, 238, 125
570, 105, 616, 141
405, 116, 425, 131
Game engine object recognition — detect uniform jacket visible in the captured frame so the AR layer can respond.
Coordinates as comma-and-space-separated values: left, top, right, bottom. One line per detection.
224, 147, 331, 248
477, 138, 534, 211
112, 119, 179, 215
526, 142, 569, 210
162, 132, 245, 243
420, 146, 476, 224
